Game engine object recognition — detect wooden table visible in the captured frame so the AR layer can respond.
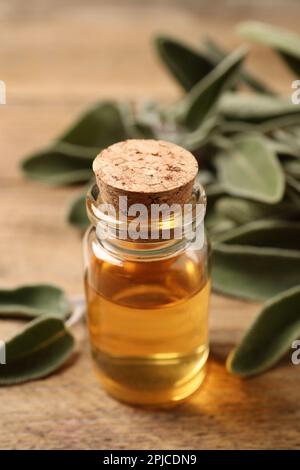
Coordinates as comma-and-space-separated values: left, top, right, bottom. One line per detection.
0, 0, 299, 449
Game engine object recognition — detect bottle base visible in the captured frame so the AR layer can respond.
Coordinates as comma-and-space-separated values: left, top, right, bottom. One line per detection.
91, 347, 209, 407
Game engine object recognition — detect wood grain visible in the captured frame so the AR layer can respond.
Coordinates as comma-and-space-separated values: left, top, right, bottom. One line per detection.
0, 0, 299, 450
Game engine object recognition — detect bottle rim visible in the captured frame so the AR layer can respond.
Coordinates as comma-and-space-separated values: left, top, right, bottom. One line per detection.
86, 182, 206, 244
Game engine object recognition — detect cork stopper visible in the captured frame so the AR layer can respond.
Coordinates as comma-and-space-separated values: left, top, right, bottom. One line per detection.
93, 139, 198, 209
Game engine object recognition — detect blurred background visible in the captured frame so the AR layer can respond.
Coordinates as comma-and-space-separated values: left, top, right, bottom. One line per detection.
1, 0, 298, 294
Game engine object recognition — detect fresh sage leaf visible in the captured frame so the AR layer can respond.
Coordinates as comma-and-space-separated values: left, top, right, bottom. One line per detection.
21, 150, 93, 186
52, 141, 98, 159
59, 101, 129, 149
284, 160, 300, 178
215, 220, 300, 252
155, 36, 214, 91
205, 184, 228, 231
267, 137, 300, 159
0, 284, 71, 319
212, 244, 300, 301
131, 121, 157, 140
214, 196, 299, 225
0, 317, 75, 385
286, 185, 300, 208
227, 286, 300, 377
180, 47, 247, 130
202, 36, 275, 95
219, 92, 300, 123
180, 114, 219, 150
206, 214, 237, 239
238, 21, 300, 76
205, 183, 227, 219
67, 192, 89, 230
268, 119, 300, 136
216, 134, 285, 203
222, 114, 300, 134
134, 101, 181, 143
287, 174, 300, 194
196, 170, 215, 186
205, 182, 226, 196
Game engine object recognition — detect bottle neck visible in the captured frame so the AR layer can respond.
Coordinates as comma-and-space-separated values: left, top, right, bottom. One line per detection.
87, 182, 207, 261
97, 235, 192, 262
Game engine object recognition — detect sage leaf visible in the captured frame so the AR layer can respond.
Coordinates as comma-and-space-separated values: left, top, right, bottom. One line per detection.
287, 175, 300, 195
222, 114, 300, 134
131, 121, 157, 140
0, 284, 71, 319
212, 244, 300, 301
219, 92, 300, 123
227, 286, 300, 377
59, 101, 129, 149
284, 160, 300, 178
180, 114, 219, 150
205, 183, 226, 213
21, 150, 93, 186
214, 196, 299, 225
238, 21, 300, 76
286, 185, 300, 207
202, 36, 275, 95
196, 170, 215, 186
181, 47, 247, 130
216, 134, 285, 203
206, 214, 237, 239
0, 317, 75, 385
155, 36, 214, 91
67, 192, 89, 230
52, 141, 98, 159
215, 220, 300, 252
268, 137, 300, 159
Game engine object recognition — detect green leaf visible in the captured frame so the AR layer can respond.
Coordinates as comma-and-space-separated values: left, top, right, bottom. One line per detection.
196, 170, 215, 186
215, 220, 300, 252
0, 317, 75, 385
52, 141, 99, 159
216, 134, 285, 203
0, 284, 71, 319
227, 286, 300, 377
180, 47, 247, 130
286, 185, 300, 207
154, 36, 214, 91
212, 244, 300, 301
59, 101, 129, 148
214, 196, 299, 225
202, 36, 275, 95
180, 114, 219, 150
222, 114, 300, 134
67, 192, 89, 230
287, 174, 300, 194
206, 213, 237, 239
268, 136, 300, 159
205, 183, 227, 214
238, 21, 300, 76
284, 160, 300, 178
21, 150, 93, 186
219, 92, 300, 123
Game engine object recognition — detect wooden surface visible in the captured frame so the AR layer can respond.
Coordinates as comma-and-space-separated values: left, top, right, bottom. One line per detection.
0, 0, 300, 450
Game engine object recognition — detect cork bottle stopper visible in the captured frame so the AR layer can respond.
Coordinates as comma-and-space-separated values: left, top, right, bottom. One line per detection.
92, 139, 198, 209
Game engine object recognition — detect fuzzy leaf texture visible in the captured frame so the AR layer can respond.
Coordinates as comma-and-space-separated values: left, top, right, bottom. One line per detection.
227, 286, 300, 376
0, 317, 75, 385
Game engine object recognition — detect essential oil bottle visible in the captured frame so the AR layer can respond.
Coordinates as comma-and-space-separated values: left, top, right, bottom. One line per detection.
83, 139, 211, 406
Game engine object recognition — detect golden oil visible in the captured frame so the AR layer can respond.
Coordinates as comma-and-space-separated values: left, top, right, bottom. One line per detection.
85, 230, 211, 406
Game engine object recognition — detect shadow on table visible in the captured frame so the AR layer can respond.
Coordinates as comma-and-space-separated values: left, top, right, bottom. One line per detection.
127, 344, 297, 449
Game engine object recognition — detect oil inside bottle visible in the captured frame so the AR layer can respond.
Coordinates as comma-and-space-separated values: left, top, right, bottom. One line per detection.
85, 234, 210, 406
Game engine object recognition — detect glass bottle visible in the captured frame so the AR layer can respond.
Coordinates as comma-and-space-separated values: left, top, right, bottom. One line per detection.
83, 182, 211, 407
